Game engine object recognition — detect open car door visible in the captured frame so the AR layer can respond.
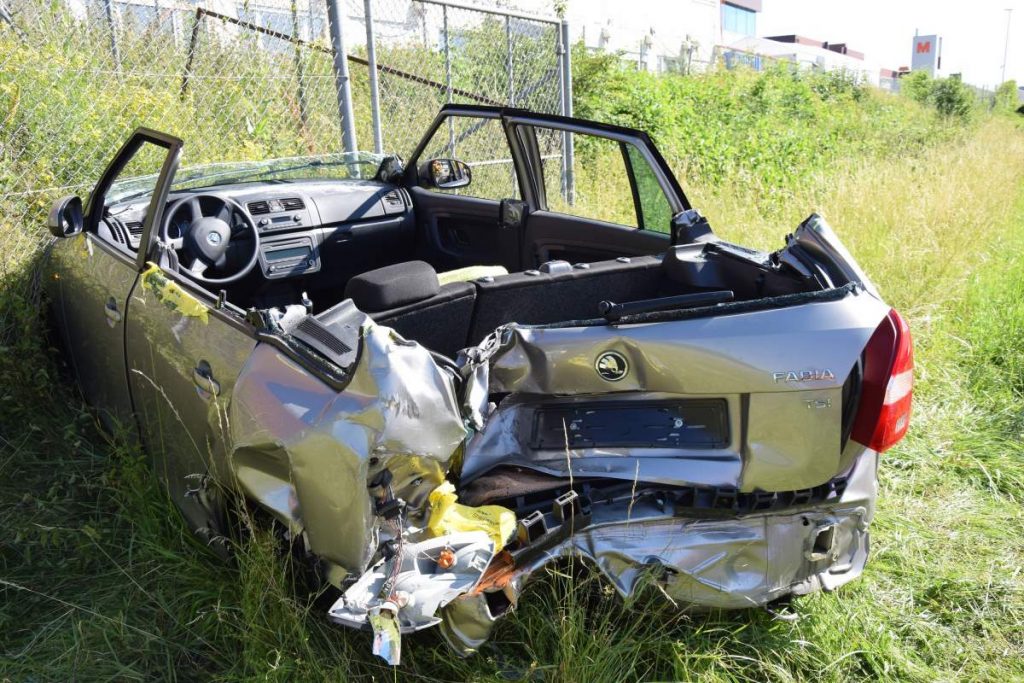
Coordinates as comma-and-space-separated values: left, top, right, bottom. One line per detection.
404, 105, 690, 272
46, 129, 182, 433
502, 109, 689, 265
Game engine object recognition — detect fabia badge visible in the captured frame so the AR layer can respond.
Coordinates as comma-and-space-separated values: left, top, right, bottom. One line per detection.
596, 351, 629, 382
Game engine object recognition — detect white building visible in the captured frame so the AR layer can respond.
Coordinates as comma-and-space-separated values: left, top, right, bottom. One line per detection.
515, 0, 763, 73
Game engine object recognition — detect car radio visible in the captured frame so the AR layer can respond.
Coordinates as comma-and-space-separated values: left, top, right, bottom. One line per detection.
259, 236, 320, 279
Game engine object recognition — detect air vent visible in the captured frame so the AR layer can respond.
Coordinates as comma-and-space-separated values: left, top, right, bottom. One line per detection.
293, 316, 352, 361
381, 189, 406, 215
248, 200, 270, 215
126, 221, 144, 238
281, 197, 305, 211
105, 217, 129, 245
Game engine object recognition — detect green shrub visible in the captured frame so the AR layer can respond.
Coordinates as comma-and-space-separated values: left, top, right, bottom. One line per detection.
931, 75, 976, 120
994, 79, 1019, 112
570, 48, 960, 206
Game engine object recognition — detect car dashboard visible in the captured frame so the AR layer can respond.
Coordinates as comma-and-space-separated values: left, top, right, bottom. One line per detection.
105, 178, 415, 300
228, 179, 411, 281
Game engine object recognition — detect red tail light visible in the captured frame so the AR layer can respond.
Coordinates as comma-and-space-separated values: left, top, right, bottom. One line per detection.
850, 309, 913, 452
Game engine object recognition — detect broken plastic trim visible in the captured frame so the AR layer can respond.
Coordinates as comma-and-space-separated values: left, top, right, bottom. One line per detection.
253, 330, 358, 391
469, 469, 851, 519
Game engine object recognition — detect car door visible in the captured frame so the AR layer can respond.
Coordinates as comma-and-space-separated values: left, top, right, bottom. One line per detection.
404, 108, 526, 273
45, 130, 182, 434
125, 191, 258, 540
504, 111, 688, 266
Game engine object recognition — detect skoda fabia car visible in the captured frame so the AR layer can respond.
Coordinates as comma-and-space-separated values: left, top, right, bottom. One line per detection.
43, 105, 912, 664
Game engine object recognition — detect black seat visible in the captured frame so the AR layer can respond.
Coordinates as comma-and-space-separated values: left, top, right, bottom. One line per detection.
334, 260, 476, 357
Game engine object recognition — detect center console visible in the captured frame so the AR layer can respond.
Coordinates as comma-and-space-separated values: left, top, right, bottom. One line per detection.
259, 235, 321, 279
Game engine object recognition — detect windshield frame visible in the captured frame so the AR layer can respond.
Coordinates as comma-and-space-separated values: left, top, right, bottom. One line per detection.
105, 151, 389, 205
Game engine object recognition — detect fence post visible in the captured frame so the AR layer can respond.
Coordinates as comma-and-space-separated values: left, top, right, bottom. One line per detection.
103, 0, 122, 73
364, 0, 384, 154
291, 0, 312, 141
442, 4, 455, 154
326, 0, 358, 154
558, 19, 574, 204
506, 15, 514, 105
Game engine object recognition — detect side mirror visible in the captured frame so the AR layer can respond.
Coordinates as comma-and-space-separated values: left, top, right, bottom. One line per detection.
47, 195, 84, 238
421, 158, 472, 190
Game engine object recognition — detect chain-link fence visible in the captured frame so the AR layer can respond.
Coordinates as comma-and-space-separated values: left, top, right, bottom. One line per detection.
0, 0, 569, 271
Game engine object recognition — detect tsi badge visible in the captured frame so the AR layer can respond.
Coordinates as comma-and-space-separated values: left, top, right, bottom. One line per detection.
596, 351, 629, 382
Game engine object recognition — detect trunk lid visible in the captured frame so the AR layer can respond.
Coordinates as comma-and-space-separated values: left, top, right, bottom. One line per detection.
461, 285, 889, 493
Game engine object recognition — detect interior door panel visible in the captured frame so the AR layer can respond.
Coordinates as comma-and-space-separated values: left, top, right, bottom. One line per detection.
524, 209, 669, 266
410, 187, 522, 272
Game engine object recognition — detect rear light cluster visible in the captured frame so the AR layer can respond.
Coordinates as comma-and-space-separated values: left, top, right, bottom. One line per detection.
850, 309, 914, 452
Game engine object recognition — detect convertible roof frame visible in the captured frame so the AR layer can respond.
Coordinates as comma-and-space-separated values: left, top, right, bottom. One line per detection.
404, 104, 692, 213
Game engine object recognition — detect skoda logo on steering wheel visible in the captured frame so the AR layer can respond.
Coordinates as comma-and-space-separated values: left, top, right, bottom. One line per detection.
207, 232, 222, 246
595, 351, 629, 382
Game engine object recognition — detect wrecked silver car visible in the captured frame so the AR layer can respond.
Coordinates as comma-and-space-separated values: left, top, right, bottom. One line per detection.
43, 106, 913, 664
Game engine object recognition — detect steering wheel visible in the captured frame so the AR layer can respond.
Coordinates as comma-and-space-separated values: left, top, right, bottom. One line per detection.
160, 194, 260, 284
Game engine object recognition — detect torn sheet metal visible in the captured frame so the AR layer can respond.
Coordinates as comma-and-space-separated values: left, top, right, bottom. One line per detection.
438, 449, 877, 655
139, 262, 209, 322
229, 320, 467, 574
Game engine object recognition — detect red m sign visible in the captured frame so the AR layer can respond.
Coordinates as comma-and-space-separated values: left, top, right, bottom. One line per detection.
916, 40, 931, 54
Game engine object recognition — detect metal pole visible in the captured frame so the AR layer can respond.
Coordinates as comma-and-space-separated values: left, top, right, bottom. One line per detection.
506, 15, 514, 105
326, 0, 359, 154
558, 19, 574, 204
1001, 8, 1013, 85
103, 0, 122, 73
364, 0, 384, 154
443, 5, 455, 155
291, 0, 312, 140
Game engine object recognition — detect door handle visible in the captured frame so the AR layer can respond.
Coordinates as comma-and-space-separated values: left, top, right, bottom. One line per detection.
104, 297, 122, 325
192, 362, 221, 397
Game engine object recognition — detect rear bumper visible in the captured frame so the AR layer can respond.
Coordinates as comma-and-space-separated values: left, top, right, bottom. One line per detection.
440, 449, 877, 654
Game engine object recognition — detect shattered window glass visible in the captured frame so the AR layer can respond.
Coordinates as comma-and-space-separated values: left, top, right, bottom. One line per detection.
420, 115, 520, 201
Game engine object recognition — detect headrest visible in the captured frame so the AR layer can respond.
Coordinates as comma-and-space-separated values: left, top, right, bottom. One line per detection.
344, 261, 440, 312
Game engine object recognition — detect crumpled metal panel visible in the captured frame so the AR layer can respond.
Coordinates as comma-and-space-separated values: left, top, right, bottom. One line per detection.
460, 392, 745, 488
229, 321, 468, 573
460, 291, 889, 492
440, 449, 877, 654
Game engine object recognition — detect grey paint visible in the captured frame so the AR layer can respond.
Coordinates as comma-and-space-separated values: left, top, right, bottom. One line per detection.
460, 289, 889, 492
228, 323, 467, 573
47, 235, 138, 431
125, 273, 256, 540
